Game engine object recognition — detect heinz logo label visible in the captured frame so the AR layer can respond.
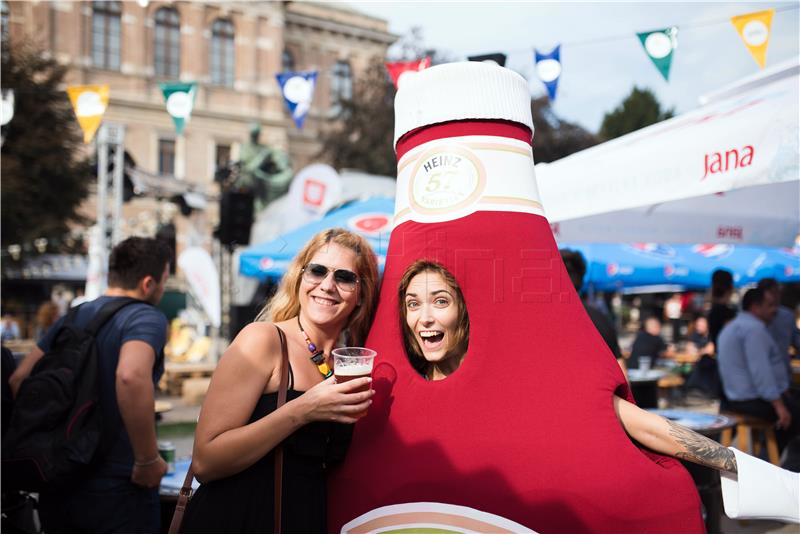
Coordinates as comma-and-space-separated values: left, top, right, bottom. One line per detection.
702, 145, 754, 180
410, 147, 486, 214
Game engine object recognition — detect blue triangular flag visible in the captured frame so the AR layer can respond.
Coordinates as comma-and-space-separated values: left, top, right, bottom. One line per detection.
275, 71, 318, 129
534, 45, 561, 101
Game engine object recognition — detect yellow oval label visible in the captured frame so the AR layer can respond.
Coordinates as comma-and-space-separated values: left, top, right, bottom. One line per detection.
408, 146, 486, 215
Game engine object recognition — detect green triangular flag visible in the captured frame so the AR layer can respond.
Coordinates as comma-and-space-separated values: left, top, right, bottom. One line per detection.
159, 82, 197, 135
637, 27, 678, 81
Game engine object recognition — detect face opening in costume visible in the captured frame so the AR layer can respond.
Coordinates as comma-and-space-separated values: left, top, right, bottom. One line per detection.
399, 261, 469, 381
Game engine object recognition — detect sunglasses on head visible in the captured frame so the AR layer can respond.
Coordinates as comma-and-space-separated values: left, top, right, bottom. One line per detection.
302, 263, 359, 291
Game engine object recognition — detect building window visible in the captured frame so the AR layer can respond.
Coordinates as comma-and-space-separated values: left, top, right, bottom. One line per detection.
210, 18, 234, 86
1, 1, 9, 44
91, 1, 121, 70
215, 143, 231, 169
281, 49, 294, 71
330, 60, 352, 109
154, 7, 180, 78
158, 138, 175, 176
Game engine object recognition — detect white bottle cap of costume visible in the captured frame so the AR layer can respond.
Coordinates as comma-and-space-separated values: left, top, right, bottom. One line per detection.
393, 62, 534, 149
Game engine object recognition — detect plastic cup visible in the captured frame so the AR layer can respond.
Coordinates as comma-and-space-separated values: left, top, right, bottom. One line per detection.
639, 356, 652, 374
333, 347, 376, 419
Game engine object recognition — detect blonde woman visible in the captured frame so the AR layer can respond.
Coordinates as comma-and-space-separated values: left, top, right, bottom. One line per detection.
181, 228, 379, 533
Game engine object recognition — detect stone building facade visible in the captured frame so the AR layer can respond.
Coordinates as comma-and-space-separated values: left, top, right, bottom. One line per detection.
3, 0, 395, 185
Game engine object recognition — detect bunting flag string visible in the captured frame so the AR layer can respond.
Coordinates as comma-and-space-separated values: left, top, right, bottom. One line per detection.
534, 45, 562, 100
276, 71, 318, 129
66, 84, 109, 144
730, 9, 774, 69
159, 82, 197, 135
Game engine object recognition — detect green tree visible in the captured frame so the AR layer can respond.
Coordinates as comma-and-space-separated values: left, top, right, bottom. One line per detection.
531, 96, 599, 163
1, 40, 92, 254
318, 57, 396, 177
599, 87, 674, 141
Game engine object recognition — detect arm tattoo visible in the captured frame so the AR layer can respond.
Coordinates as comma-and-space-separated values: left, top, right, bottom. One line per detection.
665, 419, 737, 473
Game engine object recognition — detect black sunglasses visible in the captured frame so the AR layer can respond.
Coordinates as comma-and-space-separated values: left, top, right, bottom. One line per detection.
302, 263, 359, 291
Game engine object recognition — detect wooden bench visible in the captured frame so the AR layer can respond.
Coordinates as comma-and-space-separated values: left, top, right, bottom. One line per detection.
719, 412, 780, 465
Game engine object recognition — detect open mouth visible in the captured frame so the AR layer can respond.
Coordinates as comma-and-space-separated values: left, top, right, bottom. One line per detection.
419, 331, 445, 348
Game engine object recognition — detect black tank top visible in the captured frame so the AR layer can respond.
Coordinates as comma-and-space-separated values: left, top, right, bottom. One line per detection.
180, 362, 352, 533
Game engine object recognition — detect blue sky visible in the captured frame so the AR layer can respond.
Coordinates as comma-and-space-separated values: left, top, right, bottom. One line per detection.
352, 2, 799, 132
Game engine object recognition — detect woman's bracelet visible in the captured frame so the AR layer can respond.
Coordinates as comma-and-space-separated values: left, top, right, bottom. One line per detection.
134, 455, 162, 467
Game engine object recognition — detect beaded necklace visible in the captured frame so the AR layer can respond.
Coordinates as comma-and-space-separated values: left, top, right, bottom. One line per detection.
297, 316, 333, 378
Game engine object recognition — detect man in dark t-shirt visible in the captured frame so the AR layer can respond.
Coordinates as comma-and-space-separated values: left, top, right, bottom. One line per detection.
560, 250, 624, 369
707, 269, 736, 348
9, 237, 172, 534
629, 316, 671, 370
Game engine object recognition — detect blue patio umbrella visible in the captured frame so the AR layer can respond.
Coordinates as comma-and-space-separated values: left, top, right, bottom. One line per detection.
240, 197, 394, 281
559, 242, 800, 292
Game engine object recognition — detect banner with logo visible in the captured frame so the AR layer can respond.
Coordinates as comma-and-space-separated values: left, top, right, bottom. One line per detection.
66, 84, 109, 143
178, 247, 221, 328
159, 82, 197, 135
275, 71, 318, 129
731, 9, 774, 69
534, 45, 562, 100
385, 57, 431, 88
637, 27, 678, 81
1, 89, 14, 126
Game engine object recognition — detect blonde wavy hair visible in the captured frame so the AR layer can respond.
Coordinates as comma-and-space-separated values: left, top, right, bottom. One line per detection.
257, 228, 380, 345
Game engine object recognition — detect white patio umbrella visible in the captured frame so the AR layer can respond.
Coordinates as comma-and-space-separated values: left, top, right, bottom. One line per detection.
536, 59, 799, 247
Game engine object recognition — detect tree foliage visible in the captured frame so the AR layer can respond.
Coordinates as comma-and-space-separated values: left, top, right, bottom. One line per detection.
531, 96, 599, 164
599, 86, 674, 141
317, 57, 396, 177
1, 40, 92, 253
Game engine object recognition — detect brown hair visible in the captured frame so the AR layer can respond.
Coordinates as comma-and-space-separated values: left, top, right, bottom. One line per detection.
256, 228, 379, 345
398, 260, 470, 377
107, 237, 172, 289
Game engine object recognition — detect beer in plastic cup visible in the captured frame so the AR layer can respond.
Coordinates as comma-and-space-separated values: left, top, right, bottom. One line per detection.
333, 347, 376, 418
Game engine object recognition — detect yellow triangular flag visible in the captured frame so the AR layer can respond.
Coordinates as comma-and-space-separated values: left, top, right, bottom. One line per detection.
66, 85, 109, 143
730, 9, 774, 69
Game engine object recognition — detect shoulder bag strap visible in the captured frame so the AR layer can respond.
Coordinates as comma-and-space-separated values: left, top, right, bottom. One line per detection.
167, 465, 195, 534
274, 325, 290, 534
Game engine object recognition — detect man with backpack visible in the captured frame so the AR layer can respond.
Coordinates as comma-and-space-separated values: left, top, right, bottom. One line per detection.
7, 237, 172, 533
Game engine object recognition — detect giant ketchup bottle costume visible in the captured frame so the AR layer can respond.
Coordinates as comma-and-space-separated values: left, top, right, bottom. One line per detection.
328, 63, 704, 533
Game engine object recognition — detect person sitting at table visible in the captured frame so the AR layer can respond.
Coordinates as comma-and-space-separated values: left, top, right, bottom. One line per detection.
180, 228, 379, 533
718, 287, 800, 467
628, 316, 674, 369
398, 260, 799, 518
685, 315, 722, 399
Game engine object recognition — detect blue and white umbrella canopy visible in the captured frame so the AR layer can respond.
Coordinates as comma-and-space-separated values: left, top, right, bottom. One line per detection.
560, 242, 800, 292
240, 197, 394, 281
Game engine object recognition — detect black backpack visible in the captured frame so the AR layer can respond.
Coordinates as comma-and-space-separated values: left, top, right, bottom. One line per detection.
2, 297, 140, 491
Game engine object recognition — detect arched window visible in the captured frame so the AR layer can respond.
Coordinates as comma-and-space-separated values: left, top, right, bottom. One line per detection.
330, 60, 352, 109
154, 7, 180, 78
210, 18, 234, 86
92, 1, 122, 70
1, 1, 9, 44
281, 49, 294, 72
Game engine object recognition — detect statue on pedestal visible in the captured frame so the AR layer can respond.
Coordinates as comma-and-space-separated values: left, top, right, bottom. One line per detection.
235, 123, 293, 213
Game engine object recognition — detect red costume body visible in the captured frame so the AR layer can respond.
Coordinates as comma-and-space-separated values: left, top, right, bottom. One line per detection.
328, 68, 704, 533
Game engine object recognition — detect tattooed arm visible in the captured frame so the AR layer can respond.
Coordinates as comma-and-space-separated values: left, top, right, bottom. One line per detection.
613, 395, 737, 473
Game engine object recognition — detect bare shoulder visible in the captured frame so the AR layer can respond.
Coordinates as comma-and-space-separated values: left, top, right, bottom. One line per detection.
226, 322, 282, 368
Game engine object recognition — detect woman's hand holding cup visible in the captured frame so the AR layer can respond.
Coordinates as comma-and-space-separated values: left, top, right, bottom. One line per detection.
301, 375, 375, 424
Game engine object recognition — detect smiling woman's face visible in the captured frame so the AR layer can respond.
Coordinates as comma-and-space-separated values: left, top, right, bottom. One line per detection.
299, 242, 360, 330
403, 270, 459, 364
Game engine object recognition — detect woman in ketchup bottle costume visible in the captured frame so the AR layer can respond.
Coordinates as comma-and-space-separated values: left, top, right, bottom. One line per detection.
328, 62, 799, 533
